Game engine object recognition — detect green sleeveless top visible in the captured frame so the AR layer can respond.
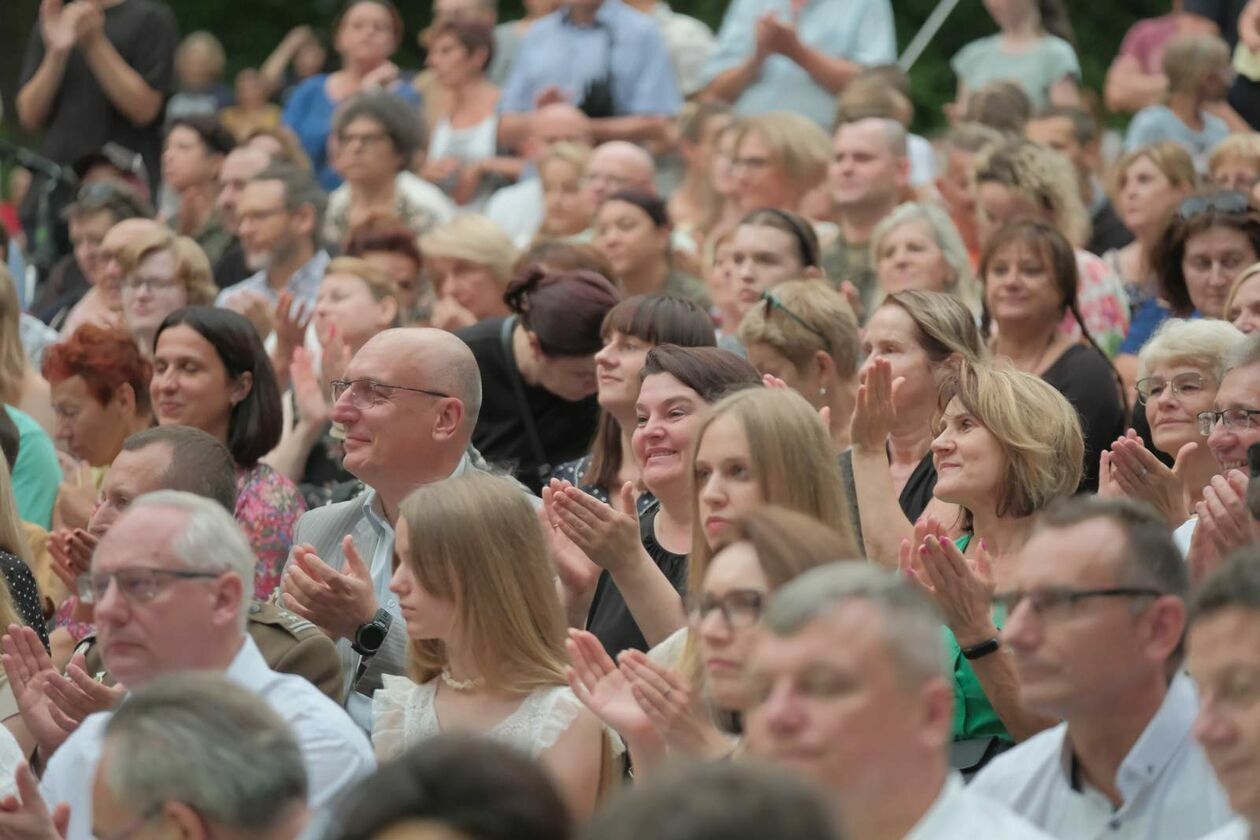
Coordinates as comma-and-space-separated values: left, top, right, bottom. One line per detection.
946, 534, 1011, 743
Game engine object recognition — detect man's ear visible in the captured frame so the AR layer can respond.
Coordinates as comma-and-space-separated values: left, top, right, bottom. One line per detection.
431, 397, 467, 442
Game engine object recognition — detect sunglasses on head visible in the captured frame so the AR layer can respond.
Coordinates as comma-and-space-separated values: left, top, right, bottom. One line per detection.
761, 290, 830, 350
1176, 191, 1251, 221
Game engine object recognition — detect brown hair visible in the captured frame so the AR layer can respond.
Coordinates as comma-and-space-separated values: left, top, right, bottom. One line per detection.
1153, 193, 1260, 316
638, 345, 762, 402
504, 267, 621, 357
880, 290, 985, 364
429, 20, 494, 72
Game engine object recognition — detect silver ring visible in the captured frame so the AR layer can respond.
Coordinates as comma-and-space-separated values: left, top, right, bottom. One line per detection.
1141, 467, 1149, 478
662, 685, 672, 697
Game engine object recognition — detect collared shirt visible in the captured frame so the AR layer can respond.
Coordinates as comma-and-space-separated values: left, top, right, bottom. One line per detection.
41, 637, 374, 840
701, 0, 895, 128
1197, 819, 1252, 840
215, 248, 331, 310
970, 673, 1234, 840
500, 0, 682, 116
906, 772, 1054, 839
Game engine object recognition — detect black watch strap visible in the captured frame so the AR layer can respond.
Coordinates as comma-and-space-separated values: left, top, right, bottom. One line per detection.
961, 637, 1001, 661
352, 608, 392, 657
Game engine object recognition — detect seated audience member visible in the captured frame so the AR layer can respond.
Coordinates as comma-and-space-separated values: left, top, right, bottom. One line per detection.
725, 209, 823, 343
35, 492, 374, 838
727, 113, 830, 217
324, 92, 456, 249
972, 497, 1233, 838
1026, 105, 1135, 257
581, 142, 657, 210
972, 137, 1131, 356
593, 192, 709, 306
951, 0, 1080, 111
498, 0, 682, 142
699, 0, 895, 129
282, 0, 420, 190
458, 267, 620, 493
981, 219, 1126, 491
582, 761, 840, 840
1126, 33, 1233, 172
535, 143, 597, 245
668, 103, 735, 249
162, 116, 236, 267
552, 294, 716, 514
328, 735, 572, 840
1187, 552, 1260, 840
118, 228, 218, 356
0, 267, 55, 436
569, 507, 854, 775
213, 145, 274, 290
216, 163, 331, 334
822, 117, 910, 314
344, 222, 432, 326
746, 564, 1052, 839
375, 473, 611, 818
244, 126, 315, 171
844, 291, 985, 560
1104, 3, 1186, 114
421, 214, 518, 331
867, 202, 980, 314
936, 122, 1004, 263
835, 68, 935, 188
277, 328, 485, 730
166, 31, 232, 121
1102, 319, 1241, 528
1227, 261, 1260, 334
963, 79, 1035, 135
220, 68, 284, 141
738, 280, 861, 450
151, 307, 306, 600
1209, 132, 1260, 197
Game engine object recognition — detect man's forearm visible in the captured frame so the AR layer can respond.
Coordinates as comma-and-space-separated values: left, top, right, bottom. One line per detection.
81, 35, 162, 126
590, 115, 670, 144
784, 40, 859, 95
16, 48, 71, 132
700, 57, 762, 104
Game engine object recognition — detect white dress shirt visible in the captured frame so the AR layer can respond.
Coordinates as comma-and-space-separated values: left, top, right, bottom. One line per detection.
41, 637, 375, 840
905, 772, 1053, 839
970, 673, 1234, 839
1197, 819, 1252, 840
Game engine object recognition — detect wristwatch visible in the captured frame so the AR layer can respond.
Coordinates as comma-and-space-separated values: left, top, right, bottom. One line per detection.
352, 608, 393, 657
960, 636, 1001, 661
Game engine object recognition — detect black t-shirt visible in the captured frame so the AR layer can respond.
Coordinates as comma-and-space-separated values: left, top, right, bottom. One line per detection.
1185, 0, 1260, 128
586, 501, 688, 656
1042, 344, 1127, 493
1088, 198, 1134, 257
214, 237, 250, 290
457, 316, 599, 494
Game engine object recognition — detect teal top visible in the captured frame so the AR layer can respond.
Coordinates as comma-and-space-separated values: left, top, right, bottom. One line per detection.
7, 406, 61, 529
946, 534, 1011, 743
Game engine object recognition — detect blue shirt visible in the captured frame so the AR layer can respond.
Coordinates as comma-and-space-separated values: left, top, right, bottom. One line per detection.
500, 0, 682, 116
216, 250, 331, 312
1124, 105, 1229, 173
701, 0, 895, 128
282, 74, 423, 191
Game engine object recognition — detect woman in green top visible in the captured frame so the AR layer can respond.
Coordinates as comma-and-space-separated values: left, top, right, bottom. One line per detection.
899, 358, 1084, 748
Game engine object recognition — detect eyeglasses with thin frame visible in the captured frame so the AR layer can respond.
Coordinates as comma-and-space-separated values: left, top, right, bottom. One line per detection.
122, 275, 180, 294
993, 586, 1165, 619
1176, 191, 1250, 221
761, 290, 831, 351
339, 131, 390, 149
687, 589, 765, 629
1197, 408, 1260, 436
330, 378, 451, 410
77, 568, 223, 605
1134, 372, 1211, 405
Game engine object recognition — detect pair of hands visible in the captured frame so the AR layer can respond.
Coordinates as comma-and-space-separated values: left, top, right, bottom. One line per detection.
52, 456, 94, 534
1188, 469, 1258, 585
0, 763, 67, 840
899, 517, 997, 648
39, 0, 104, 55
541, 480, 643, 602
1098, 429, 1195, 527
754, 11, 802, 62
48, 529, 97, 622
1, 625, 123, 758
280, 536, 379, 641
850, 357, 902, 453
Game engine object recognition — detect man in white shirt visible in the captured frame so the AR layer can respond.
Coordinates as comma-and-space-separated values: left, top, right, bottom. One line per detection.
1186, 552, 1260, 840
745, 563, 1051, 840
37, 491, 374, 840
972, 497, 1234, 839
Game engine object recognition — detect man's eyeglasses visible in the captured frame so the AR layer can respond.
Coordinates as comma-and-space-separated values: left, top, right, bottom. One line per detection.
687, 589, 765, 629
330, 378, 451, 410
1176, 191, 1251, 221
339, 131, 390, 149
1135, 372, 1210, 405
1197, 408, 1260, 436
122, 275, 180, 294
77, 568, 223, 605
993, 586, 1164, 619
761, 291, 831, 350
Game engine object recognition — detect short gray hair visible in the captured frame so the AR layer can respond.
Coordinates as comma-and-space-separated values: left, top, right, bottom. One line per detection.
869, 202, 979, 313
130, 490, 257, 620
1224, 331, 1260, 376
250, 162, 327, 246
102, 672, 306, 833
1137, 317, 1244, 382
764, 563, 947, 688
332, 92, 426, 168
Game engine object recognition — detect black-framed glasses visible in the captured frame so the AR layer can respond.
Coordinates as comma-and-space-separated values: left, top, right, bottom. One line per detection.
687, 589, 765, 629
1176, 191, 1250, 221
1197, 408, 1260, 436
1135, 372, 1211, 405
761, 291, 831, 350
330, 378, 451, 409
77, 568, 223, 605
993, 586, 1164, 618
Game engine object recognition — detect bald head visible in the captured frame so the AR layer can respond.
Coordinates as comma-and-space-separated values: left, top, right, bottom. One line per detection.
365, 328, 482, 429
583, 141, 656, 207
531, 105, 593, 156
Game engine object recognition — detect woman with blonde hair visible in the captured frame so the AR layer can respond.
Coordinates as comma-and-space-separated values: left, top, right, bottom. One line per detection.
119, 228, 219, 356
374, 472, 613, 817
738, 280, 861, 451
868, 202, 980, 314
1225, 261, 1260, 334
535, 143, 595, 245
421, 214, 519, 331
1209, 133, 1260, 196
728, 113, 830, 216
0, 267, 54, 435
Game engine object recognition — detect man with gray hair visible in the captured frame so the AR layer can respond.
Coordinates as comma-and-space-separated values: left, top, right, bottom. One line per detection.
972, 497, 1233, 838
37, 492, 373, 840
746, 563, 1050, 840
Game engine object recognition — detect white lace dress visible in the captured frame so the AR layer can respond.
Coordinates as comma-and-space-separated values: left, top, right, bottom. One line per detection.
372, 674, 595, 762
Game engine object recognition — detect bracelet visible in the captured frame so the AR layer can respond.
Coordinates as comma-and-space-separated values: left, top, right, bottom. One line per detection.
960, 636, 1001, 660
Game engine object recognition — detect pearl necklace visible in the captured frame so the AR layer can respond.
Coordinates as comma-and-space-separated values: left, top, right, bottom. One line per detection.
440, 668, 485, 692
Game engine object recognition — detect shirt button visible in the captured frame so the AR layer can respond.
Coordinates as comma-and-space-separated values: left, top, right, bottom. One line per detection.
1109, 819, 1122, 831
386, 598, 398, 608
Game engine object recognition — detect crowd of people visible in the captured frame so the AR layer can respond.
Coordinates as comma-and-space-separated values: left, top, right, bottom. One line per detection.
2, 0, 1260, 837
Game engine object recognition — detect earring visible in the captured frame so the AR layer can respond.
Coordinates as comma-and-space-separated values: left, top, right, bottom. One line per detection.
819, 386, 827, 398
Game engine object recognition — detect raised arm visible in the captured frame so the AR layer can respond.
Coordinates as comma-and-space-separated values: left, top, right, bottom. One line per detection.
15, 0, 77, 133
78, 8, 166, 127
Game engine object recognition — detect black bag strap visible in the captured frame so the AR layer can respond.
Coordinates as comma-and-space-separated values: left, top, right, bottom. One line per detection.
499, 316, 551, 482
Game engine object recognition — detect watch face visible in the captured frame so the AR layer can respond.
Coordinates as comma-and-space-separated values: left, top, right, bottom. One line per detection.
358, 623, 387, 651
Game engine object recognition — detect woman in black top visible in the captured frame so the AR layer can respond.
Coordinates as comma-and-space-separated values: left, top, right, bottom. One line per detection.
458, 266, 621, 494
981, 219, 1125, 492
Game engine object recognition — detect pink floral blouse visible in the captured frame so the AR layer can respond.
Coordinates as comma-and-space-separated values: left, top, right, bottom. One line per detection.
1058, 250, 1131, 358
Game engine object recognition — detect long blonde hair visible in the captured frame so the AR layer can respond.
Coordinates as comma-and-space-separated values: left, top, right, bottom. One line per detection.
399, 473, 568, 693
0, 267, 28, 406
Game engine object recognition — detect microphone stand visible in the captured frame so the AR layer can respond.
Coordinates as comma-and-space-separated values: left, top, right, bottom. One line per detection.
0, 140, 79, 277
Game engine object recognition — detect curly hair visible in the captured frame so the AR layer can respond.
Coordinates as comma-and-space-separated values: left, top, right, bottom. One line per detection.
973, 137, 1090, 247
43, 324, 153, 414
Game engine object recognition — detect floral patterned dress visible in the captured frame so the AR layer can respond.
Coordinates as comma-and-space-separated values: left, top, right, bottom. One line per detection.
1058, 250, 1131, 358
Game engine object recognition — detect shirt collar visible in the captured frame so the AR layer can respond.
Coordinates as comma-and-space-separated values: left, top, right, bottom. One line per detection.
361, 452, 472, 530
561, 0, 615, 27
223, 635, 271, 688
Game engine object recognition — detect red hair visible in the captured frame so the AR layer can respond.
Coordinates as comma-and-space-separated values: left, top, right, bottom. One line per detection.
42, 325, 153, 413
